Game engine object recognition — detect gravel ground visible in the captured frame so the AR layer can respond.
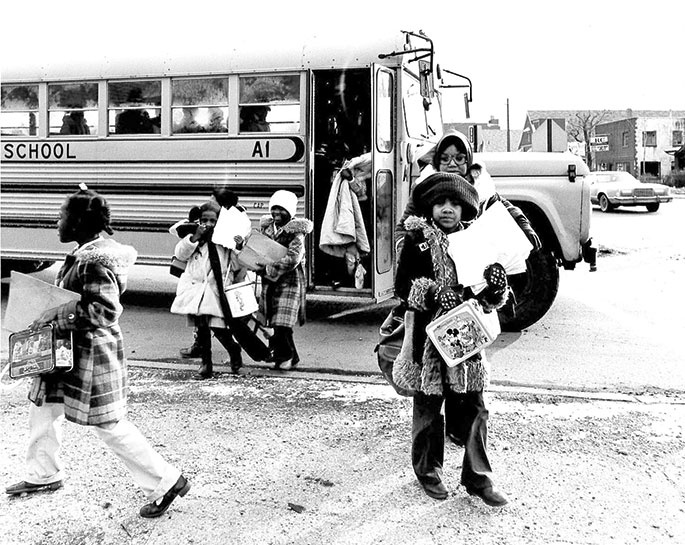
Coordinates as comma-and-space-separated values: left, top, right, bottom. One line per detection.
1, 368, 684, 545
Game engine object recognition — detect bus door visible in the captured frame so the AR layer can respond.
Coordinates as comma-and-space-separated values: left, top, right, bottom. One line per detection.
310, 68, 372, 293
371, 65, 396, 302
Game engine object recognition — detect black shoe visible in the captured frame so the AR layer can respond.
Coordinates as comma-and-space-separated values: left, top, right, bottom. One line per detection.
139, 475, 190, 518
228, 352, 243, 374
6, 480, 63, 495
465, 485, 509, 507
419, 480, 448, 500
265, 350, 292, 369
446, 432, 465, 447
180, 344, 202, 358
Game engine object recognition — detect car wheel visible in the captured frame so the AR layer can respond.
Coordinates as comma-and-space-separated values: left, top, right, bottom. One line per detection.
646, 203, 660, 212
599, 194, 614, 212
498, 250, 560, 332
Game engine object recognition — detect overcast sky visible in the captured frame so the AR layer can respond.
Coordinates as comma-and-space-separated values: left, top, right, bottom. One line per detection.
2, 0, 682, 129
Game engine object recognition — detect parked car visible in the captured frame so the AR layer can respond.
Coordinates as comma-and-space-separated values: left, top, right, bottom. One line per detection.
587, 171, 672, 213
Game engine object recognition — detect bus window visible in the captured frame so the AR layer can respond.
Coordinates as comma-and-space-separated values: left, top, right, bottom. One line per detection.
48, 83, 98, 136
108, 81, 161, 135
376, 170, 393, 274
239, 75, 300, 133
376, 70, 393, 152
172, 78, 229, 134
1, 84, 39, 136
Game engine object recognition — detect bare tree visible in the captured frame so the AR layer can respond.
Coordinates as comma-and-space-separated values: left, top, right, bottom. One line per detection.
566, 110, 610, 170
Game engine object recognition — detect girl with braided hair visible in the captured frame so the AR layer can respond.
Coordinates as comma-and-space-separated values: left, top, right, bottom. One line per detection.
5, 186, 190, 519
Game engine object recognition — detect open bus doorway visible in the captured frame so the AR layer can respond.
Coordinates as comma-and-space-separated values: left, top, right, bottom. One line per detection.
311, 69, 373, 292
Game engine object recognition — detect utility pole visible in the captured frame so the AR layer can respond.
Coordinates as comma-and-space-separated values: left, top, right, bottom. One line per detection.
506, 99, 511, 152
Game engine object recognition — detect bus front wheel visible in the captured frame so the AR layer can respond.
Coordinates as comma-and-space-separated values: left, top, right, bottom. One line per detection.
498, 250, 560, 332
1, 259, 55, 278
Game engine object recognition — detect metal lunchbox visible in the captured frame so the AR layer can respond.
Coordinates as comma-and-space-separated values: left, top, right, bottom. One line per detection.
224, 280, 259, 318
425, 300, 501, 367
8, 324, 74, 379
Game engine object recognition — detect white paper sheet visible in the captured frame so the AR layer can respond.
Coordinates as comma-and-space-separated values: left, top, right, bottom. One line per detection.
447, 200, 533, 290
211, 206, 252, 249
2, 272, 81, 333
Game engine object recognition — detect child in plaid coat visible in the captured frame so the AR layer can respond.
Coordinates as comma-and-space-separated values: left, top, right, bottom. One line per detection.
258, 190, 313, 369
5, 187, 189, 519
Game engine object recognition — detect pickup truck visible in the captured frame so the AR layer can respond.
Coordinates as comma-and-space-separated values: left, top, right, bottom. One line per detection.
478, 151, 596, 331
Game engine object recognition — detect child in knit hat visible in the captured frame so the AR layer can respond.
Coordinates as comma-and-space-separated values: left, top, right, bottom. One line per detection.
392, 172, 511, 507
257, 190, 313, 369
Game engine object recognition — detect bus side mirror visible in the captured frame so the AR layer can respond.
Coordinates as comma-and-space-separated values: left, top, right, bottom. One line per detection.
418, 59, 434, 98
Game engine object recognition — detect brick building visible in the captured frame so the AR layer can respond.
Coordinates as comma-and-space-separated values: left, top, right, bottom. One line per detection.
593, 115, 685, 180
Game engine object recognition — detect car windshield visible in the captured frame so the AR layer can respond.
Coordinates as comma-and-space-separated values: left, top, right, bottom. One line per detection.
593, 172, 636, 184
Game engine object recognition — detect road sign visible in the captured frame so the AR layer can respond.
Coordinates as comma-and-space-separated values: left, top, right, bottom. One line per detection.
591, 144, 609, 152
590, 135, 609, 145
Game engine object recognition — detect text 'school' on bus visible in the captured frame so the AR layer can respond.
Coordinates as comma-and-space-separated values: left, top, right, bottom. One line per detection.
1, 31, 458, 303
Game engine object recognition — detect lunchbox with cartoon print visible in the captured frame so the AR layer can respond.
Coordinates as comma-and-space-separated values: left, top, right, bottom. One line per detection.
8, 324, 74, 379
425, 300, 501, 367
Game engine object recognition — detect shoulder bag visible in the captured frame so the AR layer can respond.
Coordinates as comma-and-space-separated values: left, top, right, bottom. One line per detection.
374, 303, 414, 397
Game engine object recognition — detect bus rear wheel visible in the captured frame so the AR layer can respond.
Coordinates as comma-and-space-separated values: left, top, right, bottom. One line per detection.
1, 260, 55, 278
498, 250, 559, 332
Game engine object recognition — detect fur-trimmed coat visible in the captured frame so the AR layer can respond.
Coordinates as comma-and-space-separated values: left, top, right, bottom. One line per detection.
393, 216, 508, 395
38, 237, 137, 426
395, 177, 538, 254
259, 215, 313, 328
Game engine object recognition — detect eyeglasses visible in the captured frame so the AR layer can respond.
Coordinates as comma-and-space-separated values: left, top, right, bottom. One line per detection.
439, 153, 467, 165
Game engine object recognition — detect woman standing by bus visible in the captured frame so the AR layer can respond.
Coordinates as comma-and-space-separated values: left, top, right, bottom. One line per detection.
5, 187, 189, 519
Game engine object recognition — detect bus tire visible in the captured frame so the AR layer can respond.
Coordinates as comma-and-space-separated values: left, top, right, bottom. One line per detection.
1, 259, 55, 278
499, 250, 559, 332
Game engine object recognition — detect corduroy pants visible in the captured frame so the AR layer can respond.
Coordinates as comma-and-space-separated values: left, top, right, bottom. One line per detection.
412, 389, 493, 491
23, 402, 180, 501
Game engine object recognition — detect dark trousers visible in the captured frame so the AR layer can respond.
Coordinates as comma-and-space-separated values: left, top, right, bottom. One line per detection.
412, 390, 493, 491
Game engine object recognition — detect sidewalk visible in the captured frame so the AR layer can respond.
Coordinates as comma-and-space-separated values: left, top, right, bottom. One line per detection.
2, 367, 684, 545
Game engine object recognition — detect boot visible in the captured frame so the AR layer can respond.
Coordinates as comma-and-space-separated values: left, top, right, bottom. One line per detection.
285, 328, 300, 367
266, 327, 293, 369
180, 326, 206, 358
193, 328, 213, 380
213, 328, 243, 374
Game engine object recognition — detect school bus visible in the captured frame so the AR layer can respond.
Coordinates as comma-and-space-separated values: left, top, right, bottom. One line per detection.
1, 31, 594, 330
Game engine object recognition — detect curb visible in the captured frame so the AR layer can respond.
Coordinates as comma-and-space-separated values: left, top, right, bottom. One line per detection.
128, 359, 685, 405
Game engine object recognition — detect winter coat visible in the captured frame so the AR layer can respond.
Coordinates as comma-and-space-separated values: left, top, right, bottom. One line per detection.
259, 215, 313, 328
319, 170, 370, 259
170, 236, 245, 324
392, 216, 508, 396
38, 237, 137, 426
